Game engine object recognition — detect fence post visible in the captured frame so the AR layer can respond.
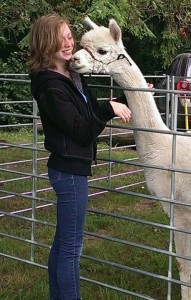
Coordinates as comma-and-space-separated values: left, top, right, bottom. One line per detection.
31, 97, 38, 261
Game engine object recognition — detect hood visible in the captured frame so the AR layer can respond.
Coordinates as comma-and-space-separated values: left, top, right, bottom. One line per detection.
29, 70, 67, 100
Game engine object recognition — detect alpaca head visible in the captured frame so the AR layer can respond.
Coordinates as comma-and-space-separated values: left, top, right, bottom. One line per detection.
71, 18, 133, 74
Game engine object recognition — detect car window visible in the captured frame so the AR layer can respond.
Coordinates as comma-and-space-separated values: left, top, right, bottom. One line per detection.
186, 57, 191, 77
168, 57, 181, 76
180, 57, 188, 77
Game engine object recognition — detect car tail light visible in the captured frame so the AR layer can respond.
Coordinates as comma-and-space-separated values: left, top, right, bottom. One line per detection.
177, 80, 190, 91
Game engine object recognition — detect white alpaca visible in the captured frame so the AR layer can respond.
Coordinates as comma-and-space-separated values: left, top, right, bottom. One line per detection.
71, 17, 191, 299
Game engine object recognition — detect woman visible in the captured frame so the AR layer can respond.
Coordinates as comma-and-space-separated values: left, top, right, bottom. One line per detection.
29, 13, 131, 300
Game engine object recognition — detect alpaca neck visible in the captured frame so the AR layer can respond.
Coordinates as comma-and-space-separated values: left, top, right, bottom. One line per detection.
111, 59, 171, 159
111, 60, 168, 131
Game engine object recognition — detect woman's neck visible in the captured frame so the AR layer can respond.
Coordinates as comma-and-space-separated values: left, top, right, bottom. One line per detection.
52, 67, 72, 79
53, 61, 72, 79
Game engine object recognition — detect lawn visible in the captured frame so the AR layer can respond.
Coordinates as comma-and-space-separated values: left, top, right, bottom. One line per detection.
0, 128, 181, 300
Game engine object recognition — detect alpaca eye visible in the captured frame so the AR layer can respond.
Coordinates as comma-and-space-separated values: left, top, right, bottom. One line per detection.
97, 49, 107, 55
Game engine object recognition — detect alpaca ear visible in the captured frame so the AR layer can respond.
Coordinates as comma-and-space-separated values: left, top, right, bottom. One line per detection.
109, 19, 123, 46
83, 16, 99, 29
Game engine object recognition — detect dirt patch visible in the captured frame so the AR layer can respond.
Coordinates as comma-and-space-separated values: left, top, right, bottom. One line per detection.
134, 200, 158, 213
114, 200, 158, 214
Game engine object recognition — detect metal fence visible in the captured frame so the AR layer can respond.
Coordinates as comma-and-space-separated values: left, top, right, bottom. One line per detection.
1, 74, 191, 300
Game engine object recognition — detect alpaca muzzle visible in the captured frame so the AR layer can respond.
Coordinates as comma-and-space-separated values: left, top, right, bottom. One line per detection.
84, 47, 132, 66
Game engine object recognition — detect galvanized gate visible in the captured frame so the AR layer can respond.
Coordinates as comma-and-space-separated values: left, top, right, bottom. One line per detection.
1, 74, 191, 300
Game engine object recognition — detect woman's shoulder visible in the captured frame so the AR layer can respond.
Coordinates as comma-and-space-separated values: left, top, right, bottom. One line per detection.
30, 70, 69, 99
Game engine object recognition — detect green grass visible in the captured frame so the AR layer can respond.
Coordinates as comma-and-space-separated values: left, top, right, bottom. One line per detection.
0, 129, 181, 300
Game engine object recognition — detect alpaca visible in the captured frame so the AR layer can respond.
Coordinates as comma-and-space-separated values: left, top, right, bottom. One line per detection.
71, 17, 191, 299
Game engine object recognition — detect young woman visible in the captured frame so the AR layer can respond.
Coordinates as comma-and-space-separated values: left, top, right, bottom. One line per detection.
29, 14, 131, 300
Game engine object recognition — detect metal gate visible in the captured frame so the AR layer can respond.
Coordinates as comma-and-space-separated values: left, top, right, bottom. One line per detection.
1, 74, 191, 300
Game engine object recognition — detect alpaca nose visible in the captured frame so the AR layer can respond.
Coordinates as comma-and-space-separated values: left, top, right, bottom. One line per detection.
71, 55, 81, 64
71, 55, 82, 70
71, 56, 79, 62
72, 53, 80, 61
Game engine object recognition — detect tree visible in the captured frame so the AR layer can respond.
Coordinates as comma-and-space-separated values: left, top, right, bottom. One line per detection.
0, 0, 191, 72
0, 0, 191, 125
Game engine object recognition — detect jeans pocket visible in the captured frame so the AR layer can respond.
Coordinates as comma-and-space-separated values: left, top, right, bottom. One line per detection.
48, 168, 63, 185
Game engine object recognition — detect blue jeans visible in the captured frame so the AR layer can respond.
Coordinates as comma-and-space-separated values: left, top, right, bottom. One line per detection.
48, 168, 88, 300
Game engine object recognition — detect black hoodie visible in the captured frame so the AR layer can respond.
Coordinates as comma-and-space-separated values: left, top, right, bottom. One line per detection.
30, 70, 116, 175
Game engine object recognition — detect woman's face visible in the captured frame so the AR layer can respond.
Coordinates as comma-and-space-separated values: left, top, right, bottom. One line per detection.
54, 23, 74, 66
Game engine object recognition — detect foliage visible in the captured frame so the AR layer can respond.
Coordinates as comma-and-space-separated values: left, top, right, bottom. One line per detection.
144, 0, 191, 67
0, 0, 191, 124
0, 52, 31, 126
0, 80, 31, 126
1, 0, 191, 70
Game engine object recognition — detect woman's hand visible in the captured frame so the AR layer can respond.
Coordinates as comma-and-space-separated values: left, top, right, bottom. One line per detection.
110, 82, 153, 123
110, 101, 131, 123
147, 82, 155, 95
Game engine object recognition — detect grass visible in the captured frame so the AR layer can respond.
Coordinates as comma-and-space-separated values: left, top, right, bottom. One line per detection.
0, 128, 181, 300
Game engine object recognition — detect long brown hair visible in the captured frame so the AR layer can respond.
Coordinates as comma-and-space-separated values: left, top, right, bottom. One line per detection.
29, 14, 75, 73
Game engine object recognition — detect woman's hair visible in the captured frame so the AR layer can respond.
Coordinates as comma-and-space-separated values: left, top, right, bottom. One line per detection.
29, 14, 74, 73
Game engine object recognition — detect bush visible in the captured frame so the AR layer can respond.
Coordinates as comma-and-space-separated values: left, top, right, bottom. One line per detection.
0, 52, 32, 126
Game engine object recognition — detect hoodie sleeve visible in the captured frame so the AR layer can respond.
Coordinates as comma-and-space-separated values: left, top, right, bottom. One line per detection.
82, 80, 116, 122
37, 86, 113, 147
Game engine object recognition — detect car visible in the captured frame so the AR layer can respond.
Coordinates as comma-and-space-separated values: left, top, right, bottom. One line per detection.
155, 51, 191, 131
